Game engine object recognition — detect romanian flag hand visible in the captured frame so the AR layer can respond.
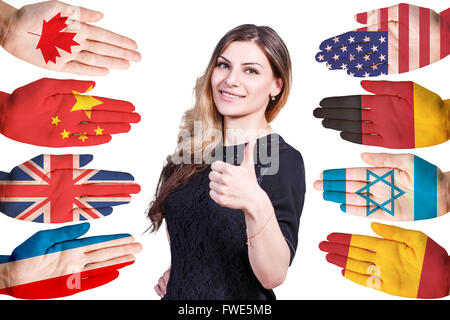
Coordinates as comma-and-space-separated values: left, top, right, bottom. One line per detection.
0, 78, 140, 147
319, 222, 450, 299
314, 80, 449, 149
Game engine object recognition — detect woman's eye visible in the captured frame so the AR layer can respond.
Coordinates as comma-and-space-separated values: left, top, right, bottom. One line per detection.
245, 68, 259, 75
216, 62, 229, 69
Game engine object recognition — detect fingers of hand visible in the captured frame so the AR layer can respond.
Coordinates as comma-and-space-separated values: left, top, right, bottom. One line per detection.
210, 161, 231, 174
66, 20, 138, 52
155, 269, 170, 297
62, 61, 109, 76
57, 3, 104, 23
45, 93, 139, 123
320, 167, 402, 182
76, 122, 131, 135
208, 170, 229, 194
320, 236, 383, 291
343, 269, 384, 292
326, 253, 376, 276
58, 133, 112, 146
80, 182, 140, 197
83, 39, 141, 62
74, 51, 131, 70
83, 237, 142, 265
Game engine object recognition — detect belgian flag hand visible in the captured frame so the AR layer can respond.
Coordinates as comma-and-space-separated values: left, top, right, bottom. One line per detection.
314, 80, 449, 149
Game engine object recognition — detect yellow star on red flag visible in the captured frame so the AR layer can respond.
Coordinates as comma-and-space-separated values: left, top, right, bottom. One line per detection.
60, 129, 70, 139
78, 132, 88, 142
94, 126, 104, 135
71, 86, 103, 119
51, 116, 61, 126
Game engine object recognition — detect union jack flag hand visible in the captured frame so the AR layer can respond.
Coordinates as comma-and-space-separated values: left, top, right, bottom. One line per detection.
0, 223, 142, 299
0, 78, 141, 147
315, 4, 449, 77
0, 154, 141, 223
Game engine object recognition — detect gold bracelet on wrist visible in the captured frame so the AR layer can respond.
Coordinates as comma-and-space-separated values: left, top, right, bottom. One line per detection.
246, 211, 274, 246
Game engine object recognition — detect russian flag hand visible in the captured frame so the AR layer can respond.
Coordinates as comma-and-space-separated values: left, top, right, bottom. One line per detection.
0, 223, 142, 299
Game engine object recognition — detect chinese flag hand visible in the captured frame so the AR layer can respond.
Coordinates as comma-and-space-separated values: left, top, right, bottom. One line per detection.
319, 222, 450, 299
0, 78, 140, 147
0, 223, 142, 299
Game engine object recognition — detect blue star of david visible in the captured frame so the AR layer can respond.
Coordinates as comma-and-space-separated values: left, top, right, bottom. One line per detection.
356, 169, 405, 216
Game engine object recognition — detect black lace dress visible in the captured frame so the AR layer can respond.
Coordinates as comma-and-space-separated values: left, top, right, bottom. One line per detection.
162, 133, 305, 300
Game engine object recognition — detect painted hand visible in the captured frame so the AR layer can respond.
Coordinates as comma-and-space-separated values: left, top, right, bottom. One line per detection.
1, 0, 141, 75
314, 80, 450, 149
0, 154, 141, 223
315, 3, 449, 76
319, 222, 450, 299
314, 153, 449, 221
0, 223, 142, 299
0, 78, 140, 147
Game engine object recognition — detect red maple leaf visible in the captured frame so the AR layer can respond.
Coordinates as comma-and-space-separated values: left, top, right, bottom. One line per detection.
32, 13, 80, 64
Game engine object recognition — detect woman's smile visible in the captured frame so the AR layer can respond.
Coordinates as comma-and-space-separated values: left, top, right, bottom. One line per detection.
219, 89, 246, 101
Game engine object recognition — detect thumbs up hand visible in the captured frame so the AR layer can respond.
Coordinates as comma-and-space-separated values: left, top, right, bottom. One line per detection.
209, 139, 265, 212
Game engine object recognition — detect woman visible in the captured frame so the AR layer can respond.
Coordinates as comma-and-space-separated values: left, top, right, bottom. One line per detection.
148, 24, 305, 300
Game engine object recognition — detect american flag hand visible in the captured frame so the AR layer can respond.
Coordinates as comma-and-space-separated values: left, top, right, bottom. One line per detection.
315, 3, 449, 77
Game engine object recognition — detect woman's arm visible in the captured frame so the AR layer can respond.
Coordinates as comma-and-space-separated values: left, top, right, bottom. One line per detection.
209, 140, 298, 289
243, 190, 290, 289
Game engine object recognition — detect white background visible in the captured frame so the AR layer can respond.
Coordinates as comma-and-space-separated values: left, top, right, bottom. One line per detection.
0, 0, 448, 300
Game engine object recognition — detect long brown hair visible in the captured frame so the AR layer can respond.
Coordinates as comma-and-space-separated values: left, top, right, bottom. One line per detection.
146, 24, 292, 232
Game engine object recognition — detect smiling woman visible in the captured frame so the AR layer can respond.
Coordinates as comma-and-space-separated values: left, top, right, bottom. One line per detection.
147, 24, 305, 300
211, 41, 283, 128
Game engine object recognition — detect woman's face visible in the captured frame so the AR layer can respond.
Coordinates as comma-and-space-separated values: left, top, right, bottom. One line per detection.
211, 41, 282, 119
